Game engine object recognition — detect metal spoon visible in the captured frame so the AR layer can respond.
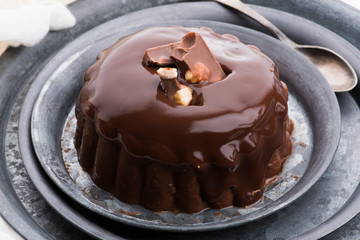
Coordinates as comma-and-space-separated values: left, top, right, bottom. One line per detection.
215, 0, 358, 92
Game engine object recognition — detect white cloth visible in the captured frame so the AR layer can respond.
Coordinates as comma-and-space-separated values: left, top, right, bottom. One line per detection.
0, 0, 76, 47
342, 0, 360, 9
0, 217, 22, 240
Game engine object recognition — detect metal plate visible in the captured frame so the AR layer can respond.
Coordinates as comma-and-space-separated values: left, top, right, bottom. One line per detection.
29, 18, 339, 232
0, 0, 358, 239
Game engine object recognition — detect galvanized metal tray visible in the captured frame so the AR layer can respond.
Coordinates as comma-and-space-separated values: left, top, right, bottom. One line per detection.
29, 19, 339, 231
0, 0, 360, 239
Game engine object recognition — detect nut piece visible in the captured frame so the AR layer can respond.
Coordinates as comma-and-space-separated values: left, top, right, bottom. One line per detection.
157, 67, 178, 79
173, 85, 193, 106
157, 67, 181, 101
157, 67, 192, 106
184, 62, 210, 83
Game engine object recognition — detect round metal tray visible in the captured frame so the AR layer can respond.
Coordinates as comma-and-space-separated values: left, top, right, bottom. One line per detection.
29, 19, 339, 231
0, 0, 360, 239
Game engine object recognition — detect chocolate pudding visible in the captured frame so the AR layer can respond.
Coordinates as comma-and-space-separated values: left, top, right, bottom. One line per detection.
74, 26, 293, 213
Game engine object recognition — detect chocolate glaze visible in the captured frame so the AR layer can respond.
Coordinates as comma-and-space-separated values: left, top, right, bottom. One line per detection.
75, 26, 292, 213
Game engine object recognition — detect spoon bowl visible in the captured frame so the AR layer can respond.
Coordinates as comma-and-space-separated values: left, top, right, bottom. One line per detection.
296, 45, 357, 92
215, 0, 358, 92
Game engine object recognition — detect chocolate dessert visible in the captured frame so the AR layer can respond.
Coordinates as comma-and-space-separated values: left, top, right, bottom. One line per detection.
74, 26, 293, 213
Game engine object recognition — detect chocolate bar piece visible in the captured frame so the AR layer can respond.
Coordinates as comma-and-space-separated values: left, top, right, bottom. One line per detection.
171, 32, 226, 83
142, 32, 225, 83
142, 43, 174, 67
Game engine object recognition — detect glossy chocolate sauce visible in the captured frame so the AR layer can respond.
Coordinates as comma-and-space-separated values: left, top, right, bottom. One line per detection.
75, 26, 292, 213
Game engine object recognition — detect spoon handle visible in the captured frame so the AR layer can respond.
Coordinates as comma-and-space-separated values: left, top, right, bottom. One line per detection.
215, 0, 298, 48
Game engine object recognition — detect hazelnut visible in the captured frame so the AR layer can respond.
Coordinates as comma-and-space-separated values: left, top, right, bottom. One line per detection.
185, 62, 210, 83
173, 85, 193, 106
157, 67, 178, 79
156, 67, 193, 106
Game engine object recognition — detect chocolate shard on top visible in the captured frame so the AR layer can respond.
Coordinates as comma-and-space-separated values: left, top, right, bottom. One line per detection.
142, 32, 226, 83
142, 43, 174, 67
170, 32, 226, 83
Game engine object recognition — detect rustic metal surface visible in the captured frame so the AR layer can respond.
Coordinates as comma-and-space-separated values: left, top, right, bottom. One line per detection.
30, 20, 329, 231
0, 0, 360, 239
